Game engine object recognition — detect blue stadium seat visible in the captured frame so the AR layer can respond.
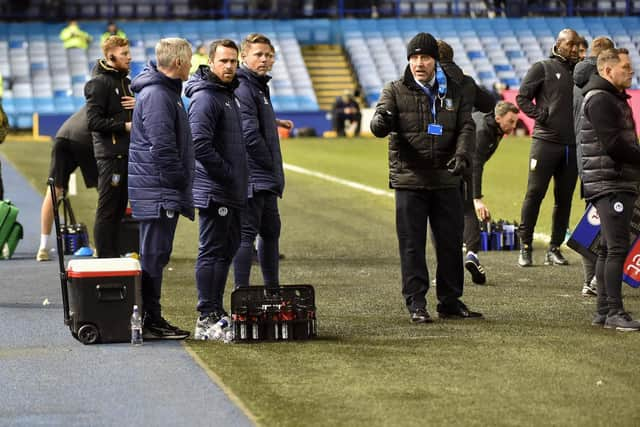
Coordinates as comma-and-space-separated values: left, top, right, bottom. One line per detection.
13, 98, 34, 114
54, 97, 75, 114
33, 97, 56, 113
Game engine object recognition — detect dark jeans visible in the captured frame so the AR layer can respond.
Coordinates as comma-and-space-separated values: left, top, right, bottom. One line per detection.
195, 202, 241, 316
593, 192, 636, 315
139, 211, 179, 321
94, 157, 128, 258
233, 191, 281, 288
518, 140, 577, 247
396, 188, 464, 312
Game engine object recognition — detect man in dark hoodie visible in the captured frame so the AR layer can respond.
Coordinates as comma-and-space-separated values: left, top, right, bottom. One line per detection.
437, 38, 496, 285
371, 32, 482, 323
84, 35, 134, 258
464, 101, 519, 284
516, 28, 580, 268
232, 33, 292, 291
573, 36, 614, 298
579, 48, 640, 331
185, 39, 248, 340
128, 38, 194, 340
437, 39, 495, 114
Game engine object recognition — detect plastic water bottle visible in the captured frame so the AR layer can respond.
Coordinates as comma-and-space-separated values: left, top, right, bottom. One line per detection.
130, 305, 143, 346
211, 316, 230, 340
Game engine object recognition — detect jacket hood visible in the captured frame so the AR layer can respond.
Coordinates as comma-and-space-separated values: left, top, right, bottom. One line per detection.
92, 58, 129, 79
582, 74, 629, 99
550, 46, 577, 68
130, 61, 182, 95
184, 64, 239, 98
573, 56, 597, 88
440, 61, 464, 85
237, 65, 272, 86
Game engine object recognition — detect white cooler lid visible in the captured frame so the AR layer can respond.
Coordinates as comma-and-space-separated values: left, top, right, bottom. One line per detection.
67, 257, 141, 277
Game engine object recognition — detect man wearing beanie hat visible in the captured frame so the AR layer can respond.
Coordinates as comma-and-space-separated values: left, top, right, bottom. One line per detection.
371, 32, 482, 324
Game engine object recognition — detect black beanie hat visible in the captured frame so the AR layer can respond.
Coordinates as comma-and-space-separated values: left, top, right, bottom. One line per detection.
406, 32, 439, 60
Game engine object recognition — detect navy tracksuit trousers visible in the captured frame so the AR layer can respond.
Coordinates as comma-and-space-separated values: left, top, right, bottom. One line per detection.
195, 202, 241, 316
233, 190, 281, 289
139, 211, 179, 321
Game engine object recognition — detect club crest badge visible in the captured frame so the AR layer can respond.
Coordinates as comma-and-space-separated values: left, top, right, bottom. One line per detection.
444, 98, 454, 111
555, 73, 561, 80
115, 87, 120, 95
218, 207, 228, 217
111, 173, 121, 187
586, 205, 600, 226
614, 201, 624, 213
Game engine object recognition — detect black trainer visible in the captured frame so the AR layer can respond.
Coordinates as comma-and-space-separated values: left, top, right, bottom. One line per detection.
410, 308, 433, 323
143, 316, 190, 340
544, 246, 569, 266
518, 244, 532, 267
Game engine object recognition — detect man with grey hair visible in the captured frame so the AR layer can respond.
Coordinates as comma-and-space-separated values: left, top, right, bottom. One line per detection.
128, 38, 194, 339
516, 28, 581, 267
579, 48, 640, 331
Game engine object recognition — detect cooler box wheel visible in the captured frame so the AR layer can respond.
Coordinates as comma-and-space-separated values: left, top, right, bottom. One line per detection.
77, 323, 100, 345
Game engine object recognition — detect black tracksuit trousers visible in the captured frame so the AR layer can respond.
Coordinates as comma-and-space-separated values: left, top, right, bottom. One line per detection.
396, 188, 464, 313
593, 192, 637, 315
518, 139, 578, 247
94, 157, 128, 258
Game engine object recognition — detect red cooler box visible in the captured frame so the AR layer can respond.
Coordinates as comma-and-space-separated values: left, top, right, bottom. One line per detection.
66, 258, 142, 344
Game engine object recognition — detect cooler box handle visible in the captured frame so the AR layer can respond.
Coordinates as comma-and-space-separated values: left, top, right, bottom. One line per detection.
96, 283, 127, 302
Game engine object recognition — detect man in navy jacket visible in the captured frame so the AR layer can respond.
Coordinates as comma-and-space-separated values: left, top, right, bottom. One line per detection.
129, 38, 194, 340
185, 39, 248, 340
232, 33, 293, 291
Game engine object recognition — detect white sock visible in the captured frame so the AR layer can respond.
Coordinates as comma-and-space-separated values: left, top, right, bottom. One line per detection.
39, 234, 50, 250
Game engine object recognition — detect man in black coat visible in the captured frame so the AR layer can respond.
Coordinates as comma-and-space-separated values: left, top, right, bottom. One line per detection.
371, 32, 482, 323
579, 48, 640, 331
437, 39, 496, 114
573, 36, 614, 298
464, 101, 519, 284
84, 36, 134, 258
516, 28, 580, 267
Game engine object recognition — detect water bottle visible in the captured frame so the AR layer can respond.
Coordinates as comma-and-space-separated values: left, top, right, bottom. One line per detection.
130, 305, 143, 346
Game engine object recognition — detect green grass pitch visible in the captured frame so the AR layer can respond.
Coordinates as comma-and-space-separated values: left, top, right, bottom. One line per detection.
2, 136, 639, 426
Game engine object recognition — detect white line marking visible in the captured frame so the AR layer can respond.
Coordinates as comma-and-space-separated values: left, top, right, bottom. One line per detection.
283, 163, 394, 198
283, 162, 552, 243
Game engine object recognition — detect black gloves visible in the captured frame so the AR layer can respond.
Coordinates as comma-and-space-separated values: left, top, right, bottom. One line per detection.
377, 108, 395, 129
446, 156, 468, 176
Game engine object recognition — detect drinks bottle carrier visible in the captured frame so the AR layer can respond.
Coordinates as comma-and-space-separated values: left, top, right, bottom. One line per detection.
230, 285, 317, 342
59, 194, 89, 255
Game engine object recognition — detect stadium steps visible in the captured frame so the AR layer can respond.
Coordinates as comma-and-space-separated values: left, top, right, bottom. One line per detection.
301, 44, 359, 110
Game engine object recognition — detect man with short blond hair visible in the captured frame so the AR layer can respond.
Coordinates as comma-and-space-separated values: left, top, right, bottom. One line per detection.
85, 35, 135, 258
579, 48, 640, 331
232, 33, 293, 291
573, 35, 615, 297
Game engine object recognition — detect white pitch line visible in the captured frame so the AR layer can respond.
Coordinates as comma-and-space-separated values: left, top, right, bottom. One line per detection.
283, 163, 394, 198
283, 162, 552, 243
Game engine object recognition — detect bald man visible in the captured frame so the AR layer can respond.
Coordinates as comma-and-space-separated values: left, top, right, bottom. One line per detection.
516, 28, 581, 267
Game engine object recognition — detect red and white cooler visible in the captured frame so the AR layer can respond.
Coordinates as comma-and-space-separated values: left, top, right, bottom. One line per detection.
66, 258, 142, 344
